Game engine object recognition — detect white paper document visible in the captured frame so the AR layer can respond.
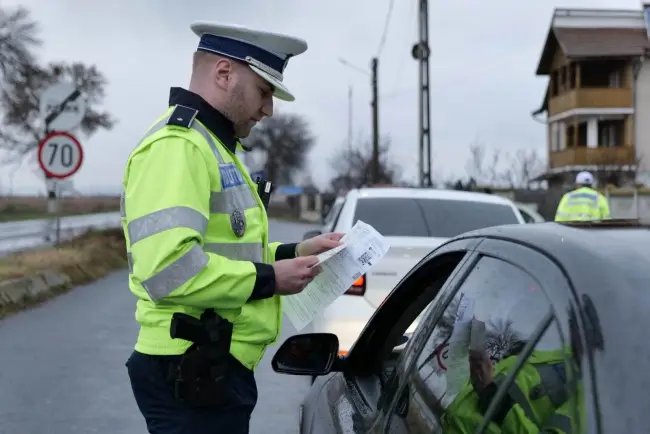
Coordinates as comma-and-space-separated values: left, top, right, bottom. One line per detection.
283, 220, 391, 331
445, 294, 475, 396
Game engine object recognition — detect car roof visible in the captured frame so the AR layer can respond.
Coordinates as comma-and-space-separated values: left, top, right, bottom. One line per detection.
346, 187, 516, 206
462, 220, 650, 273
455, 220, 650, 426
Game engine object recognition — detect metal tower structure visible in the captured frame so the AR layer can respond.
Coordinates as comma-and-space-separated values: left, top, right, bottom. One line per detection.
412, 0, 432, 187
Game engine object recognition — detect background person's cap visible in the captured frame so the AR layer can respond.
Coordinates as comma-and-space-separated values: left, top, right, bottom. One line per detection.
575, 171, 594, 185
190, 21, 308, 102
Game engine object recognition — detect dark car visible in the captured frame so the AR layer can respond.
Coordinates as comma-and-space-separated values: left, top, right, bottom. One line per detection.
272, 220, 650, 433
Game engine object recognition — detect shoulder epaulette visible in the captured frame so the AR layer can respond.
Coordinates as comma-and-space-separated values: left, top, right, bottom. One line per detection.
166, 104, 198, 129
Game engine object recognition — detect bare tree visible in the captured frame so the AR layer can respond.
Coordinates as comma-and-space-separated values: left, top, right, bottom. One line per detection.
242, 111, 314, 185
0, 6, 41, 83
465, 143, 546, 188
465, 142, 501, 185
501, 148, 545, 188
0, 5, 115, 165
327, 136, 402, 193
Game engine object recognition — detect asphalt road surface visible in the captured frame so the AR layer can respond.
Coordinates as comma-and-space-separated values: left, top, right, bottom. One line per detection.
0, 219, 319, 434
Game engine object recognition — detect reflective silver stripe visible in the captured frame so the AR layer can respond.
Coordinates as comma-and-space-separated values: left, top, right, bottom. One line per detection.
568, 192, 598, 202
141, 243, 208, 301
543, 413, 572, 434
120, 192, 126, 218
127, 206, 208, 245
494, 374, 539, 425
127, 252, 133, 273
192, 120, 225, 164
205, 242, 263, 262
556, 212, 593, 220
534, 364, 569, 408
210, 185, 257, 214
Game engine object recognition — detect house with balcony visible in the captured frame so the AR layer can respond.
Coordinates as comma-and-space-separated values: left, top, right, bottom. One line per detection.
533, 7, 650, 188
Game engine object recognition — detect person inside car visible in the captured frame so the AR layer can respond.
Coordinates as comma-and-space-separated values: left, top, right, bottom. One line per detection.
441, 327, 581, 433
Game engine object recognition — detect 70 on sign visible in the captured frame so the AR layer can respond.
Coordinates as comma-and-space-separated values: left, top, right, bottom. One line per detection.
37, 132, 84, 179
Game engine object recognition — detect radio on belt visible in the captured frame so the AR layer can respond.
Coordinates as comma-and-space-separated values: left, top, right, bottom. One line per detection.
256, 177, 273, 210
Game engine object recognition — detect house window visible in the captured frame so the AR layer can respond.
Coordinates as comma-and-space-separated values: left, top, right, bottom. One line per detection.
599, 124, 618, 147
609, 70, 621, 88
550, 123, 558, 152
551, 71, 559, 96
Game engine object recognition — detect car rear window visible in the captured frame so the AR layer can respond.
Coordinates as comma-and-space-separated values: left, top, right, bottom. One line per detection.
352, 197, 520, 237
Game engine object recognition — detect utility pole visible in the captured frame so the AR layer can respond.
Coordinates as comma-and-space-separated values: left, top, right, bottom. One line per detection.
412, 0, 432, 187
371, 57, 380, 185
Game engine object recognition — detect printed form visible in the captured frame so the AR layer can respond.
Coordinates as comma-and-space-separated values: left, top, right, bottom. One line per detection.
445, 295, 474, 396
283, 220, 391, 331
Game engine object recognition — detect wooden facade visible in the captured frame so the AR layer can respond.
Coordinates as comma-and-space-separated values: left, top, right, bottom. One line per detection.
549, 146, 636, 168
543, 42, 637, 170
548, 88, 633, 116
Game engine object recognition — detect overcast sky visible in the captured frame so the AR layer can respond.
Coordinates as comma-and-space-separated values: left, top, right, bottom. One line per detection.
0, 0, 643, 195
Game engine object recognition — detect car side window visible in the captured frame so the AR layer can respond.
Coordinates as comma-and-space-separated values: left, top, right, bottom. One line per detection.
385, 256, 577, 434
518, 208, 535, 224
323, 200, 343, 231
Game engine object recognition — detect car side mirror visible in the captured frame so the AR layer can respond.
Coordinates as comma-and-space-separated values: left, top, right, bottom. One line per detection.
272, 333, 339, 376
302, 229, 323, 240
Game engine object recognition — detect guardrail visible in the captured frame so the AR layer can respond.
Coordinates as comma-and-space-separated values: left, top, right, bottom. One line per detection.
0, 212, 121, 255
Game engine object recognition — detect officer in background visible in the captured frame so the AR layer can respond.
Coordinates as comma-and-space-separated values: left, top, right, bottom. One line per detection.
554, 171, 611, 222
122, 21, 343, 434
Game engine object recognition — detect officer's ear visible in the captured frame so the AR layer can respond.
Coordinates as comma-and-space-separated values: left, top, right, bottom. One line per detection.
214, 57, 235, 90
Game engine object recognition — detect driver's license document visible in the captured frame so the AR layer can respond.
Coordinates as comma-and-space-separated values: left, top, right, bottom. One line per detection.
283, 220, 391, 331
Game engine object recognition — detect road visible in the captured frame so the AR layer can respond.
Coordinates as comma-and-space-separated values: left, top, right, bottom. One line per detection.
0, 212, 122, 255
0, 219, 319, 434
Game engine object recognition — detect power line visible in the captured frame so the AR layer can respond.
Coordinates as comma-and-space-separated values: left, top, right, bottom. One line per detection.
376, 0, 396, 57
388, 0, 417, 94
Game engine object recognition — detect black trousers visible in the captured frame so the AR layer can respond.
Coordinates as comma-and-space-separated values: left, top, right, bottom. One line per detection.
126, 350, 258, 434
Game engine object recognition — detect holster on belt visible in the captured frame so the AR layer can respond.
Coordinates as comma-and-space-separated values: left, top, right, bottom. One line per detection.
169, 308, 233, 407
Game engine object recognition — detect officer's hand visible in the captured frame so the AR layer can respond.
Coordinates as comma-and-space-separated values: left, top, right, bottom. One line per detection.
469, 349, 494, 391
297, 232, 344, 257
273, 256, 321, 295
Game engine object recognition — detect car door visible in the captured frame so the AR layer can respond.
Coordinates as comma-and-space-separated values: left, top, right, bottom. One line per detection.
380, 238, 582, 433
299, 237, 484, 434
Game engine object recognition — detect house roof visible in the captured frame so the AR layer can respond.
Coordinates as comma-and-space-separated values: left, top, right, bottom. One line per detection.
535, 27, 649, 75
533, 26, 649, 114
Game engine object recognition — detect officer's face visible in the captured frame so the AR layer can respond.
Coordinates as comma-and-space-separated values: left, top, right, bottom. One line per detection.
228, 66, 274, 138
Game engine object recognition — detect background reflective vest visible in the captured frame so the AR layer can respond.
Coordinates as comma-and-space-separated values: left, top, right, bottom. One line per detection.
120, 105, 283, 371
442, 349, 582, 434
554, 186, 611, 222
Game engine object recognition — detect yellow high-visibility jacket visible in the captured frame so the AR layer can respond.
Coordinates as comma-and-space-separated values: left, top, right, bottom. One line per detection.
121, 104, 286, 371
555, 187, 610, 222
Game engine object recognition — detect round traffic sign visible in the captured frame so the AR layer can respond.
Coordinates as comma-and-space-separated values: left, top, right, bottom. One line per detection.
37, 132, 84, 179
39, 81, 87, 132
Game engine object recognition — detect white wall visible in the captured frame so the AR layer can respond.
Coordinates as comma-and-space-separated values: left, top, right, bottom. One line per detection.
635, 60, 650, 183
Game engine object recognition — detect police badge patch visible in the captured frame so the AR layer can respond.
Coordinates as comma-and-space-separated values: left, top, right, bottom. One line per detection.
230, 209, 246, 237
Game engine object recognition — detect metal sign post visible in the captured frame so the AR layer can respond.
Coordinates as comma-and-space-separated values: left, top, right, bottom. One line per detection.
38, 81, 87, 244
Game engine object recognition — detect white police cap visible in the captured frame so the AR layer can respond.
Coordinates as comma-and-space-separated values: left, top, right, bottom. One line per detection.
190, 22, 308, 102
575, 171, 594, 185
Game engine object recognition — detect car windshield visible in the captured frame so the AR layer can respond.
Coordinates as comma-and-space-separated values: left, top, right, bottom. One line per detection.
352, 197, 520, 237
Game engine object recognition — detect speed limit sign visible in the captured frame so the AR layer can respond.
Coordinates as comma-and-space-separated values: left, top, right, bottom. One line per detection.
37, 132, 84, 179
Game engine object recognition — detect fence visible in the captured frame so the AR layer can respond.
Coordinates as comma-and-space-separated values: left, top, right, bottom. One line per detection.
606, 188, 650, 219
472, 186, 650, 221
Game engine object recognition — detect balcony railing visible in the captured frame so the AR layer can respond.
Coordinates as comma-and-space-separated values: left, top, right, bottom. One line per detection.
548, 88, 633, 117
549, 146, 636, 168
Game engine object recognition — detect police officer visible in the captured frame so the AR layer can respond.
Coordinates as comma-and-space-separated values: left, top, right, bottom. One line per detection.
122, 21, 343, 434
554, 171, 611, 222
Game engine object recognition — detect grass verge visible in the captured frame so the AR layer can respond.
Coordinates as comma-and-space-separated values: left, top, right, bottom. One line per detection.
0, 228, 127, 319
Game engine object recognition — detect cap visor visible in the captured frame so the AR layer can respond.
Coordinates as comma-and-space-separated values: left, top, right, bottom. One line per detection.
249, 65, 295, 102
